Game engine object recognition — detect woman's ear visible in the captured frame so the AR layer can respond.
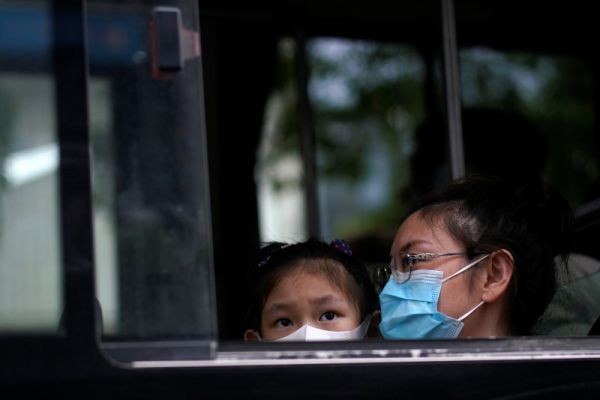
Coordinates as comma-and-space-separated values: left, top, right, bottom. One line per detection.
366, 311, 382, 338
481, 249, 514, 303
243, 329, 261, 341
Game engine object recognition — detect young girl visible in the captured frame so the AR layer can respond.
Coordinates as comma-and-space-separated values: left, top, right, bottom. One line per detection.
244, 238, 380, 341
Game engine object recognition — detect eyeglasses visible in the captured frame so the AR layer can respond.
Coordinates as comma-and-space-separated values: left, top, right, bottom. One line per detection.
378, 251, 467, 285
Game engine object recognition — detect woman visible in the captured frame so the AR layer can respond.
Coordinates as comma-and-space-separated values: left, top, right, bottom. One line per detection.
379, 177, 573, 338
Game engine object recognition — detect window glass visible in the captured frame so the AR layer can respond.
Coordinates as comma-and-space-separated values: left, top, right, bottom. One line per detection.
89, 77, 118, 333
257, 37, 447, 266
87, 1, 216, 340
307, 38, 442, 266
256, 39, 306, 243
456, 1, 600, 337
250, 7, 446, 339
0, 1, 62, 332
459, 48, 597, 207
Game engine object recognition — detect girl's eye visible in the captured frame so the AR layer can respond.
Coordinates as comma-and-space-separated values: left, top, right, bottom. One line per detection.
275, 318, 293, 328
319, 311, 338, 322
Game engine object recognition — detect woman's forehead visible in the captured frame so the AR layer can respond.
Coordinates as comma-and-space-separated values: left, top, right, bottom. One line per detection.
392, 210, 458, 253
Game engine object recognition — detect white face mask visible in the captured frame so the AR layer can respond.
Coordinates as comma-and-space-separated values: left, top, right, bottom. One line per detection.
260, 315, 372, 342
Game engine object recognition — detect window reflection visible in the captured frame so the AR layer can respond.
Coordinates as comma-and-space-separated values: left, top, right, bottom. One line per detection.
0, 72, 61, 331
459, 47, 599, 337
256, 39, 306, 243
460, 48, 597, 208
89, 78, 118, 334
309, 38, 436, 266
88, 1, 215, 340
256, 37, 446, 270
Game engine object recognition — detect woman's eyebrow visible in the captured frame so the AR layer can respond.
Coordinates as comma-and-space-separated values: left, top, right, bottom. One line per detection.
393, 239, 434, 254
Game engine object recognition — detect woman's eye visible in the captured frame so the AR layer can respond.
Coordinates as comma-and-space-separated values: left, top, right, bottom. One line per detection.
409, 255, 424, 265
319, 311, 338, 322
402, 255, 415, 267
405, 254, 432, 266
399, 255, 420, 269
275, 318, 293, 328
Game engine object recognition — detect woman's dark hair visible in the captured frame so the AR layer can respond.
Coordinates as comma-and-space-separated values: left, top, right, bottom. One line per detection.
244, 238, 379, 333
413, 176, 574, 335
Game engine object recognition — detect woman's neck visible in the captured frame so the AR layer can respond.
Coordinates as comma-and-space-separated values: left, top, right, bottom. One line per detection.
460, 301, 511, 338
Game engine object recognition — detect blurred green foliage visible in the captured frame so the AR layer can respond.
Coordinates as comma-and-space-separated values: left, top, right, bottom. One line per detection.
259, 40, 597, 242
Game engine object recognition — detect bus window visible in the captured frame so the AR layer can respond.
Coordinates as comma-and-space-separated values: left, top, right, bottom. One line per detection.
6, 2, 600, 399
459, 50, 596, 209
256, 39, 307, 243
0, 0, 62, 333
87, 1, 216, 346
208, 1, 445, 338
307, 38, 445, 269
453, 0, 599, 211
257, 38, 442, 264
455, 0, 600, 337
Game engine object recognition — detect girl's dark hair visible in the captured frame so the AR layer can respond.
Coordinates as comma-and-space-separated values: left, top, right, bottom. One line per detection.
413, 176, 574, 335
244, 238, 379, 333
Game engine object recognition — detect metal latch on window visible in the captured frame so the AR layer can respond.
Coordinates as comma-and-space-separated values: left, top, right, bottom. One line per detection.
149, 7, 200, 79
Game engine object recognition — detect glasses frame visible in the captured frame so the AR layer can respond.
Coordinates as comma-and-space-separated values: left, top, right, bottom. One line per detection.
379, 251, 467, 285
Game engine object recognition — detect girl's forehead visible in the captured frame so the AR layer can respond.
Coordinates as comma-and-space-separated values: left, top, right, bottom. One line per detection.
283, 262, 345, 285
275, 262, 354, 292
266, 269, 353, 303
284, 258, 344, 275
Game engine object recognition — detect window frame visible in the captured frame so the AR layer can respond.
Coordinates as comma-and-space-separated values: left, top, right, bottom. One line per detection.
0, 0, 101, 380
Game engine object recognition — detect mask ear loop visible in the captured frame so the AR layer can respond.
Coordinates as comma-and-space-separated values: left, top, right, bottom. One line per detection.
457, 300, 485, 321
254, 330, 263, 341
441, 254, 490, 322
442, 254, 490, 283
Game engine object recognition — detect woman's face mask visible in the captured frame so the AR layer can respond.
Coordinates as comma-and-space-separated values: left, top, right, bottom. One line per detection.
379, 254, 489, 340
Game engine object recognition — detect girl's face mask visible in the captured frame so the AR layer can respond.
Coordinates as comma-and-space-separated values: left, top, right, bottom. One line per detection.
379, 255, 489, 340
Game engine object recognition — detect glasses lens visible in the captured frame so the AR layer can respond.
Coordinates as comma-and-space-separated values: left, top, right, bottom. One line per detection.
401, 254, 412, 272
387, 253, 410, 283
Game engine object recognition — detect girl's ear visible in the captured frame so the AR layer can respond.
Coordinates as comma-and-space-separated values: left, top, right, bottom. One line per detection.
243, 329, 261, 341
366, 311, 382, 338
481, 249, 514, 303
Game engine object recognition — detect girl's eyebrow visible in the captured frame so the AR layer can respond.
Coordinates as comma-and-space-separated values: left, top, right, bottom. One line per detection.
309, 295, 349, 306
262, 302, 292, 314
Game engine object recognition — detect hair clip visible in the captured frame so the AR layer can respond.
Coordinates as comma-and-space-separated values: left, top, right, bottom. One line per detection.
330, 239, 352, 256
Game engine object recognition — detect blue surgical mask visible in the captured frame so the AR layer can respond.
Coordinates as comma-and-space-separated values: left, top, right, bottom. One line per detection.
379, 255, 488, 339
